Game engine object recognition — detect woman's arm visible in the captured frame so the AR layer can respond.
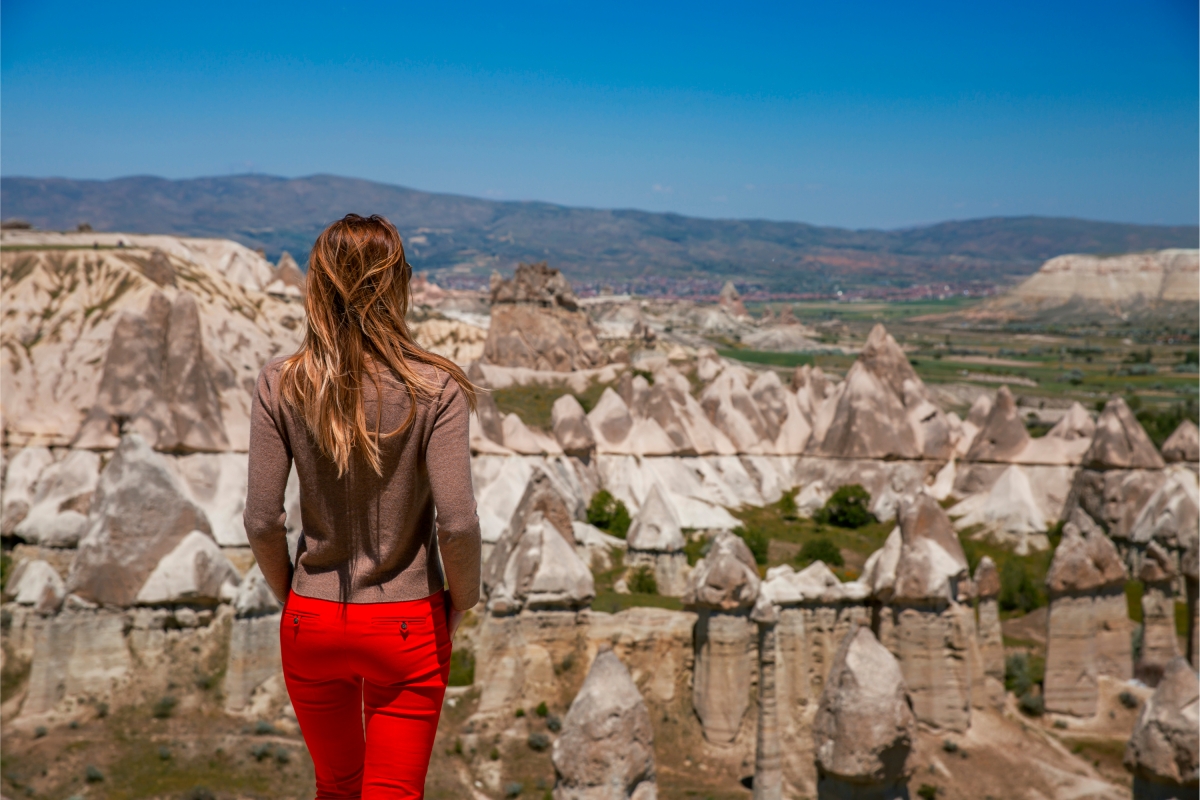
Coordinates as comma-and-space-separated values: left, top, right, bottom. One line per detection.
427, 376, 483, 612
243, 365, 295, 603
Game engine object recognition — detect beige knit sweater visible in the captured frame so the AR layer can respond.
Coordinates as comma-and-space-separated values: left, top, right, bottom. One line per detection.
243, 357, 481, 611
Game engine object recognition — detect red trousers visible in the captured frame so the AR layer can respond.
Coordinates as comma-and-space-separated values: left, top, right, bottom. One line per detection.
280, 591, 452, 799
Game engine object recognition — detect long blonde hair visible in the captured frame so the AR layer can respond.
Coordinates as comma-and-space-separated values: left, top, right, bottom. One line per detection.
279, 214, 475, 476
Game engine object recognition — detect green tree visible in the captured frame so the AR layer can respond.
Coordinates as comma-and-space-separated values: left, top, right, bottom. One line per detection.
587, 490, 631, 538
628, 566, 658, 594
815, 484, 875, 529
797, 537, 844, 567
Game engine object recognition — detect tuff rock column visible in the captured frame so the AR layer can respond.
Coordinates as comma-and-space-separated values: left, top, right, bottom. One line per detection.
625, 484, 689, 596
1137, 542, 1180, 686
814, 626, 916, 800
973, 557, 1005, 707
1043, 509, 1131, 716
1123, 657, 1199, 800
683, 531, 761, 744
751, 591, 782, 800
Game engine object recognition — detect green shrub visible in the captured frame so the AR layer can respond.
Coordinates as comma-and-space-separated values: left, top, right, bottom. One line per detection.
1018, 692, 1044, 716
527, 732, 551, 751
152, 696, 178, 719
1005, 652, 1044, 697
779, 491, 799, 521
998, 559, 1044, 614
814, 485, 875, 529
449, 648, 475, 687
917, 785, 938, 800
736, 526, 769, 565
797, 537, 844, 567
629, 566, 658, 594
515, 707, 526, 718
1135, 398, 1199, 448
587, 490, 631, 539
535, 701, 549, 717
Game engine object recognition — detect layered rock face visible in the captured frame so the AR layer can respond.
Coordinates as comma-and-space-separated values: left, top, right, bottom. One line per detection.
813, 626, 916, 800
2, 239, 303, 450
1084, 397, 1166, 471
1161, 420, 1199, 464
684, 532, 761, 744
624, 484, 688, 596
1043, 510, 1132, 716
863, 494, 974, 731
1123, 657, 1199, 799
552, 648, 657, 800
484, 262, 607, 371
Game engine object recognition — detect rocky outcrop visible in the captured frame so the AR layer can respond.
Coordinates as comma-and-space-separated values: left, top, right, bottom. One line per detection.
482, 481, 595, 614
224, 612, 283, 715
1137, 542, 1180, 686
685, 531, 760, 744
1161, 420, 1199, 464
625, 484, 688, 596
135, 530, 240, 606
1084, 397, 1165, 470
552, 394, 596, 457
1123, 657, 1199, 798
718, 281, 748, 318
1, 446, 54, 534
23, 610, 132, 716
1185, 537, 1199, 669
1043, 510, 1132, 716
948, 464, 1048, 554
264, 251, 305, 299
813, 626, 916, 800
11, 449, 100, 547
484, 263, 607, 371
3, 559, 66, 614
809, 325, 954, 460
233, 564, 283, 617
552, 648, 657, 800
964, 386, 1029, 463
66, 434, 212, 607
1129, 466, 1200, 556
1065, 466, 1168, 542
973, 557, 1005, 708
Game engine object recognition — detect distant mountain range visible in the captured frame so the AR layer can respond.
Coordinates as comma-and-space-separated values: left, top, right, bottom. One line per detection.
3, 174, 1196, 293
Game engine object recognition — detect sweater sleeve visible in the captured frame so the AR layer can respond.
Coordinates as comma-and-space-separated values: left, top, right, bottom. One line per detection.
243, 364, 295, 603
427, 375, 482, 610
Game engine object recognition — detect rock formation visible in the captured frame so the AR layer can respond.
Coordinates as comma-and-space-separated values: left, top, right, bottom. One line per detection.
264, 251, 305, 299
973, 557, 1005, 708
22, 609, 133, 716
135, 530, 240, 606
718, 281, 748, 318
1, 446, 55, 534
810, 325, 955, 460
3, 559, 66, 614
484, 262, 607, 371
964, 386, 1029, 463
1137, 542, 1181, 686
813, 626, 916, 800
67, 434, 212, 607
1129, 466, 1199, 553
11, 449, 100, 547
1085, 397, 1166, 470
551, 648, 657, 800
948, 464, 1048, 554
1161, 420, 1199, 464
684, 531, 760, 744
482, 470, 595, 614
863, 494, 974, 731
1123, 657, 1199, 799
1043, 510, 1132, 716
750, 590, 782, 800
552, 394, 596, 457
625, 484, 688, 596
1185, 537, 1199, 669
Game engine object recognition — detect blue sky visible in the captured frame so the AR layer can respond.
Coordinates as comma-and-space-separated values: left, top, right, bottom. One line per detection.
2, 0, 1196, 228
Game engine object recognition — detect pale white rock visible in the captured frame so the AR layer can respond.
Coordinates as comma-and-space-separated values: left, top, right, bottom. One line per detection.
22, 610, 132, 716
695, 347, 725, 382
626, 484, 685, 553
949, 465, 1049, 554
4, 559, 66, 613
552, 394, 596, 457
749, 369, 812, 453
964, 386, 1030, 463
12, 449, 100, 546
795, 480, 832, 517
813, 626, 915, 793
136, 530, 240, 605
67, 434, 212, 607
1006, 248, 1200, 308
552, 648, 657, 800
641, 367, 736, 456
760, 561, 867, 605
593, 456, 740, 530
501, 413, 564, 455
167, 452, 250, 546
572, 521, 627, 571
588, 387, 675, 455
1130, 465, 1200, 551
233, 564, 283, 617
1, 446, 54, 535
864, 494, 969, 604
411, 316, 487, 366
473, 456, 537, 544
483, 511, 595, 615
699, 366, 776, 454
1162, 420, 1200, 464
224, 613, 283, 714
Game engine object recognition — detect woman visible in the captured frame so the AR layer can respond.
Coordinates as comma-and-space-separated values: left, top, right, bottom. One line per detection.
244, 214, 480, 799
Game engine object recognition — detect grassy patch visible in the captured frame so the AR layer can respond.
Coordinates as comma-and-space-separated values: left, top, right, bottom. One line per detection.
491, 378, 611, 430
591, 590, 682, 613
960, 535, 1055, 615
717, 349, 815, 368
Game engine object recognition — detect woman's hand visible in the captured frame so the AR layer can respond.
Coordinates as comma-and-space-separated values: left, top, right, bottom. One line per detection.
448, 608, 466, 639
